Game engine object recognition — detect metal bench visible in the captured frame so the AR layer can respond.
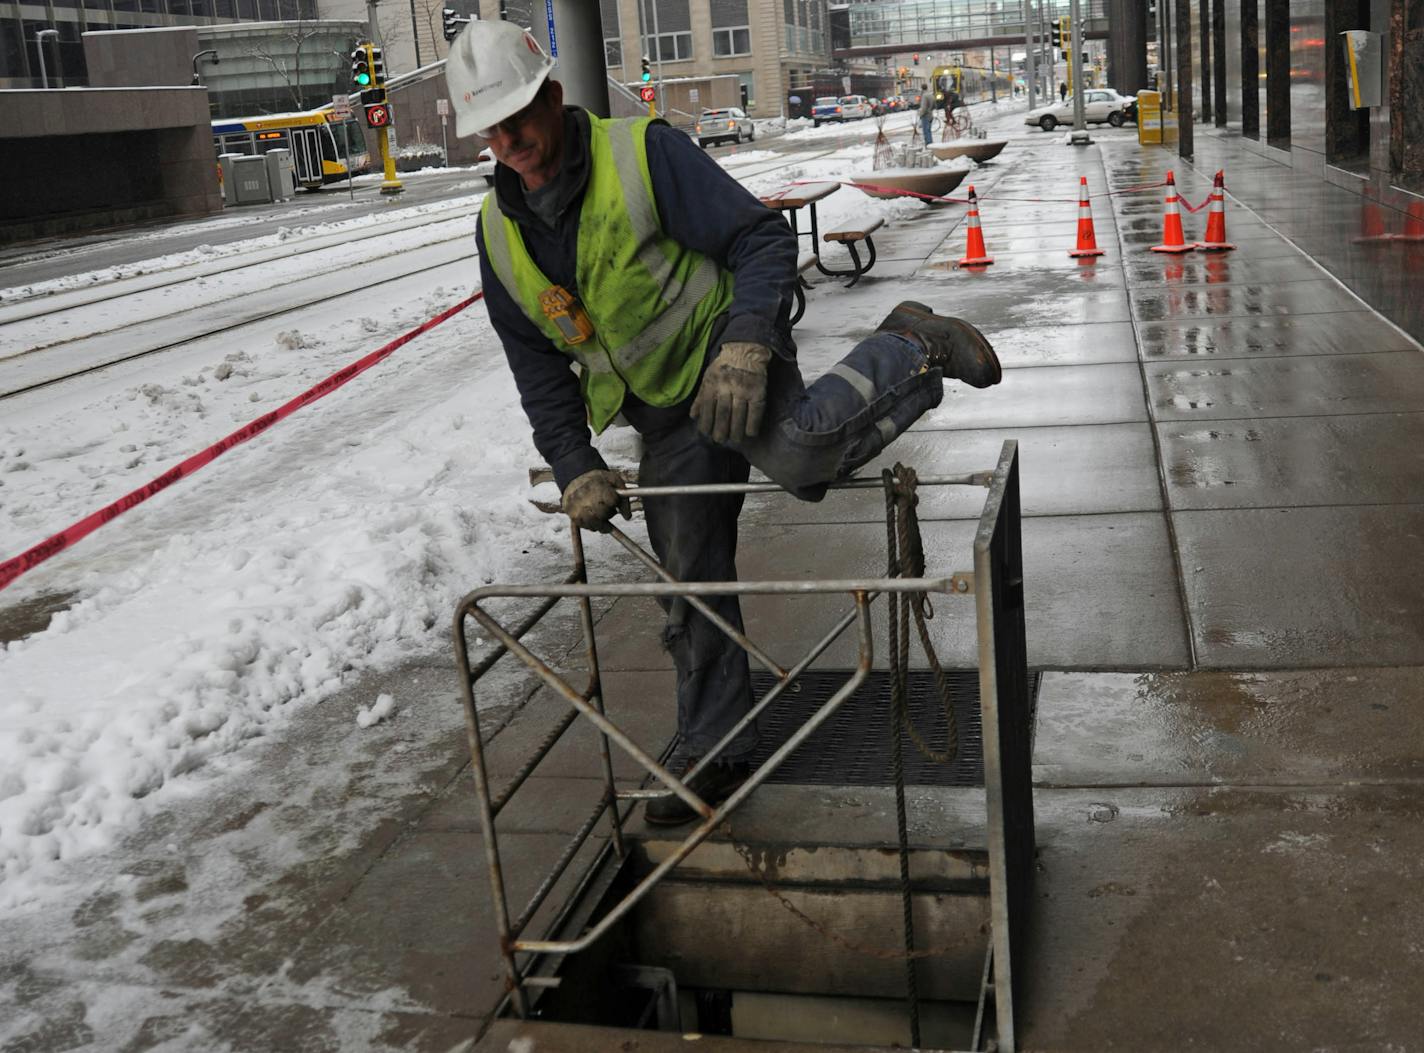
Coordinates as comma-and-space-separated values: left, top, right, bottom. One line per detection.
820, 215, 885, 286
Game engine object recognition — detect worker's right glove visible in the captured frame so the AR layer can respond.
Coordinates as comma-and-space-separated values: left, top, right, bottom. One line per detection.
561, 469, 631, 534
690, 341, 772, 446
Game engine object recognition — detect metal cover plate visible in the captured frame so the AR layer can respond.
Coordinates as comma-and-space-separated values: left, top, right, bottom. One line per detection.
747, 670, 1039, 788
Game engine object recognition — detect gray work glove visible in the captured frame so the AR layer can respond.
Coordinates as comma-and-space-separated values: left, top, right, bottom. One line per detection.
690, 341, 772, 446
561, 468, 631, 533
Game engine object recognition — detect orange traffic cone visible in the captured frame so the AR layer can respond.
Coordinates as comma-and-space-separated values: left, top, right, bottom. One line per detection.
1151, 170, 1195, 254
1069, 175, 1105, 258
1355, 183, 1392, 244
956, 185, 995, 268
1397, 200, 1424, 243
1196, 170, 1236, 251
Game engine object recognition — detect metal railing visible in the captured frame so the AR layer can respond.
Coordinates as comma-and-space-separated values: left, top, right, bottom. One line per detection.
453, 440, 1032, 1050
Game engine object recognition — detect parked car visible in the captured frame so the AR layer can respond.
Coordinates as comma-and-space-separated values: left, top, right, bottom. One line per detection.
837, 95, 873, 120
811, 96, 843, 126
695, 107, 754, 148
474, 146, 495, 185
1024, 88, 1135, 131
867, 97, 885, 116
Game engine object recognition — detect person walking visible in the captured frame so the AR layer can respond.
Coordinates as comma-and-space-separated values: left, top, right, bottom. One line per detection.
1059, 80, 1068, 102
918, 85, 935, 144
447, 20, 1002, 825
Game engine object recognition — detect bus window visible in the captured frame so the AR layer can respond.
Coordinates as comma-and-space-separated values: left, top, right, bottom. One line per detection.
320, 124, 339, 164
342, 120, 366, 160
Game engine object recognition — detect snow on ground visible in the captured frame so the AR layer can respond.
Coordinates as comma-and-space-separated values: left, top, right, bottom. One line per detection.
0, 106, 1012, 904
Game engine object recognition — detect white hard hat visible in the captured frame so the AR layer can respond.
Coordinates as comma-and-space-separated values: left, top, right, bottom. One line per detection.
446, 19, 556, 139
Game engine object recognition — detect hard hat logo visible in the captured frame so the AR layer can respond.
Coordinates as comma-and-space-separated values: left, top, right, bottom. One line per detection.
446, 18, 556, 139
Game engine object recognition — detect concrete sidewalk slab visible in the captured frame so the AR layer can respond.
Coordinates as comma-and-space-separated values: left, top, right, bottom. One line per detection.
1131, 277, 1367, 320
1158, 412, 1424, 510
1137, 309, 1419, 358
977, 321, 1140, 367
1146, 350, 1424, 420
1174, 504, 1424, 668
921, 362, 1148, 429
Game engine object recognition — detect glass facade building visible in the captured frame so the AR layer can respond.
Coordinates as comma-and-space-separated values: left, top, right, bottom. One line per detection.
1, 0, 316, 89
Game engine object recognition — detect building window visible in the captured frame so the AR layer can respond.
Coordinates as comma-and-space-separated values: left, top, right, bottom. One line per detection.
713, 26, 751, 56
652, 31, 692, 61
600, 0, 620, 64
605, 36, 622, 67
711, 0, 749, 27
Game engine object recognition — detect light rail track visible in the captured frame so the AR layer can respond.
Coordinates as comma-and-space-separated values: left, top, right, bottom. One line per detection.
0, 200, 484, 322
0, 244, 477, 401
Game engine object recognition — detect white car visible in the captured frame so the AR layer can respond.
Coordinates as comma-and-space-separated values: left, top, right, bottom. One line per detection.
474, 146, 495, 185
837, 94, 873, 121
1025, 89, 1134, 131
696, 108, 754, 148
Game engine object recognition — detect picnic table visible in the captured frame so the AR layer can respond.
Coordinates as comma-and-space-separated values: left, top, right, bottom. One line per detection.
758, 181, 841, 255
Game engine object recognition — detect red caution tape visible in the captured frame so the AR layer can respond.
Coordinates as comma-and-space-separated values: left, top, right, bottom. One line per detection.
0, 291, 483, 594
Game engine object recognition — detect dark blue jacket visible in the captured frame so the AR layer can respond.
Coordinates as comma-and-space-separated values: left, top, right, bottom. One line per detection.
475, 108, 799, 490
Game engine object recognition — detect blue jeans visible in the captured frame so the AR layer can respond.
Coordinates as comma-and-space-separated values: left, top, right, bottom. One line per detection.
635, 333, 942, 760
920, 113, 933, 144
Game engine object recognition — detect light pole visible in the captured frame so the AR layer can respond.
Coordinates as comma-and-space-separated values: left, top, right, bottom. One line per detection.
35, 29, 59, 89
191, 48, 219, 86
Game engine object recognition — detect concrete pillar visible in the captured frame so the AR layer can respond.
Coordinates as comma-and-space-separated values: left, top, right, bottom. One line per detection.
1106, 0, 1148, 96
533, 0, 610, 117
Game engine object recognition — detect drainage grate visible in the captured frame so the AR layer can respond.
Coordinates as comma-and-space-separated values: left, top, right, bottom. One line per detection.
746, 670, 1039, 788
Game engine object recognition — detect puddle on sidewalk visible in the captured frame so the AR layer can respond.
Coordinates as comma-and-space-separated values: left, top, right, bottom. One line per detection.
0, 589, 79, 645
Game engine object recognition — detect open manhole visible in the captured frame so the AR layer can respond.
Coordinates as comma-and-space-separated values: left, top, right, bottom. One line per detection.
747, 669, 1039, 787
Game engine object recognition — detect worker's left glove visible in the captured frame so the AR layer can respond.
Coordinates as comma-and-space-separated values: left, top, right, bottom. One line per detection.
691, 342, 772, 446
562, 469, 631, 533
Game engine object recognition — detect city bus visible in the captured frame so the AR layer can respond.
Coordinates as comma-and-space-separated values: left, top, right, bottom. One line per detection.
211, 108, 370, 191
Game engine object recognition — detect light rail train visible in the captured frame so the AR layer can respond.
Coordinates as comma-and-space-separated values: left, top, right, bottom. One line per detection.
211, 108, 370, 191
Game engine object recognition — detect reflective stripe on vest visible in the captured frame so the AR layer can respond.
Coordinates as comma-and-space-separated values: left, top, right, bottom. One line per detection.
480, 115, 733, 432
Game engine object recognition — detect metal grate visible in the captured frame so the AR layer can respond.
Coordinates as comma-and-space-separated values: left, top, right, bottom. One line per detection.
746, 670, 1039, 788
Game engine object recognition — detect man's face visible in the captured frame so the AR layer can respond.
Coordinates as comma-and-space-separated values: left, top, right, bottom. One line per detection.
481, 80, 564, 188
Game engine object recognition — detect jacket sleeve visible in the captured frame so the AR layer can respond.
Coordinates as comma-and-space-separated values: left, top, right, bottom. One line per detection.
643, 122, 799, 357
476, 214, 607, 492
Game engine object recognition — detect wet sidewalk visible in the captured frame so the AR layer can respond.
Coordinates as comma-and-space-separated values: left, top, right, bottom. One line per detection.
4, 124, 1424, 1051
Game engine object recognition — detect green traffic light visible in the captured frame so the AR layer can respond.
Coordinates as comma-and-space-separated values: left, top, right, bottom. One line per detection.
355, 72, 371, 85
641, 71, 651, 82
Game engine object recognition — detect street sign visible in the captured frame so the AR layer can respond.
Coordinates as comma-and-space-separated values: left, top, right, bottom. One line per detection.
545, 0, 558, 58
435, 97, 449, 117
639, 85, 655, 102
331, 94, 352, 120
689, 88, 700, 106
365, 103, 391, 128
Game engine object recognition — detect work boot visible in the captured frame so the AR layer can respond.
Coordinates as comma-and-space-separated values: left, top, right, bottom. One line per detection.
878, 301, 1002, 389
644, 755, 751, 827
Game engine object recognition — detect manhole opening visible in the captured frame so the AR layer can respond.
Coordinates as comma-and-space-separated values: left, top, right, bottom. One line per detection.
747, 669, 1039, 787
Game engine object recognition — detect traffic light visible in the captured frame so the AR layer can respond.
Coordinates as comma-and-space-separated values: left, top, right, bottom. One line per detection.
360, 86, 386, 107
912, 52, 919, 65
640, 56, 651, 82
442, 7, 463, 42
370, 46, 385, 84
1050, 19, 1062, 48
351, 44, 372, 88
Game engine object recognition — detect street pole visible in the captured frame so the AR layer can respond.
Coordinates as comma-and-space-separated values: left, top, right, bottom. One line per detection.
649, 0, 664, 118
1022, 0, 1036, 109
35, 29, 58, 89
366, 0, 383, 51
1070, 0, 1086, 132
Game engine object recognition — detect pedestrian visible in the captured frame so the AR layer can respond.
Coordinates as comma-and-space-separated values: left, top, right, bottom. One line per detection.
447, 20, 1001, 826
1059, 80, 1068, 102
917, 85, 935, 145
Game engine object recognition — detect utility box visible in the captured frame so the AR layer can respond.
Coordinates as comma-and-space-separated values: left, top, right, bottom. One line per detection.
217, 153, 244, 206
264, 148, 295, 200
1137, 89, 1162, 145
1341, 30, 1382, 109
230, 154, 272, 205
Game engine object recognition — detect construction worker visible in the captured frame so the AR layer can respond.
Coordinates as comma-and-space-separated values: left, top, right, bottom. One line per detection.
447, 20, 1001, 825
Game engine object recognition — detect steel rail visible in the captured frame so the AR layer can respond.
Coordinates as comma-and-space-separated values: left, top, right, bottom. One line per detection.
0, 203, 483, 324
0, 251, 477, 401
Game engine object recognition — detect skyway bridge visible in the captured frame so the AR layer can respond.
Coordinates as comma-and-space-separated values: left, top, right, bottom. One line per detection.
832, 2, 1110, 61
